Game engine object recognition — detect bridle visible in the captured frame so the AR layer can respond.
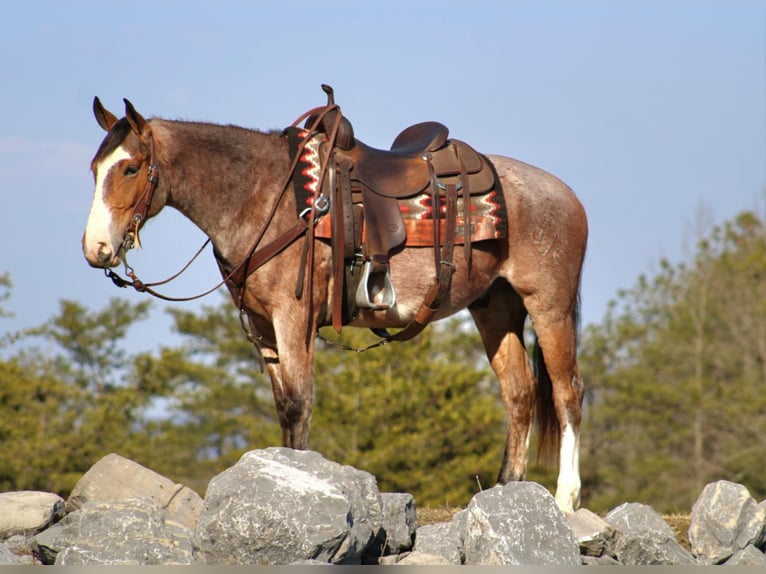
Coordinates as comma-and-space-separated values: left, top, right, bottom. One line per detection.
102, 102, 340, 309
102, 135, 224, 302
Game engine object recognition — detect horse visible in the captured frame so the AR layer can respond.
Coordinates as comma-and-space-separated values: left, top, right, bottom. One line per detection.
81, 93, 588, 513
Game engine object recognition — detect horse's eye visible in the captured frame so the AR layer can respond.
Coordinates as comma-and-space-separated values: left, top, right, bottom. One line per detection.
124, 165, 140, 177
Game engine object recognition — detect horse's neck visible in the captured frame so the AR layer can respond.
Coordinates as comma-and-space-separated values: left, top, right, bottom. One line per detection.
156, 120, 292, 262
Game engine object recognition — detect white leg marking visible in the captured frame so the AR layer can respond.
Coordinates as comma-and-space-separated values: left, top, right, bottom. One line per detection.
83, 146, 131, 262
555, 422, 581, 514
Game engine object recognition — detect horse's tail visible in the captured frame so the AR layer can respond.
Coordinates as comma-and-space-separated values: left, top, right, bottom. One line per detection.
534, 292, 581, 466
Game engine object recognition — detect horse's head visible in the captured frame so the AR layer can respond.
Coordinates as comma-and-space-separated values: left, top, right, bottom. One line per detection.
82, 98, 162, 268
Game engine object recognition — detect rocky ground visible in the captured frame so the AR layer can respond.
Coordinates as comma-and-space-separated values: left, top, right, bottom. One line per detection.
0, 448, 764, 566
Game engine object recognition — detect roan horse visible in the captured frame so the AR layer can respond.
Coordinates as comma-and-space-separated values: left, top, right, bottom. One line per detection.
82, 91, 588, 513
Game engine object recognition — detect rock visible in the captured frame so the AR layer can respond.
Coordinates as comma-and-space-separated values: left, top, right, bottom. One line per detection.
582, 553, 620, 565
3, 535, 40, 565
0, 491, 65, 539
396, 550, 454, 565
567, 507, 618, 556
611, 531, 697, 565
32, 498, 198, 565
194, 447, 382, 565
413, 521, 462, 564
605, 502, 696, 565
0, 542, 22, 565
459, 482, 581, 565
66, 453, 203, 531
605, 502, 677, 540
688, 480, 766, 564
723, 544, 766, 565
370, 492, 416, 556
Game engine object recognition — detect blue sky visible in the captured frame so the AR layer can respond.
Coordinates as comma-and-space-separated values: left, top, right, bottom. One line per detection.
1, 0, 764, 353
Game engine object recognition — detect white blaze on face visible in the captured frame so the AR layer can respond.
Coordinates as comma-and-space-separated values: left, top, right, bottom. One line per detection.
83, 146, 132, 265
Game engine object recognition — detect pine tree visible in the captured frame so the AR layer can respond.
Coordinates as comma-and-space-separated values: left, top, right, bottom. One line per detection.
311, 319, 508, 508
0, 297, 158, 495
580, 210, 766, 512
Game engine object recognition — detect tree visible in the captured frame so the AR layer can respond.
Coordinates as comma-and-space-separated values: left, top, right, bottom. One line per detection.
311, 319, 514, 508
0, 297, 159, 494
129, 298, 281, 492
579, 210, 766, 513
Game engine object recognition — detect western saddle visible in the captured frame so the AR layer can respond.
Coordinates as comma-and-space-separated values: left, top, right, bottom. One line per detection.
295, 85, 499, 340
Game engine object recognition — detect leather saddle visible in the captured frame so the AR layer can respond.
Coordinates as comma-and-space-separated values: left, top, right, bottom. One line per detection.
304, 86, 497, 322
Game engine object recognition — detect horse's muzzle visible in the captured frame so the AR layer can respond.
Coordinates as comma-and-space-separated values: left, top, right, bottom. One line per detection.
83, 241, 121, 269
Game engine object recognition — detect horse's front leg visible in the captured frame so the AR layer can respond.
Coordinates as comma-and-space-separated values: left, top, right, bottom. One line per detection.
261, 321, 317, 450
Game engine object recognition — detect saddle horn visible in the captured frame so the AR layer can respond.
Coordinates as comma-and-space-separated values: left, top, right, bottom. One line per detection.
310, 84, 354, 150
321, 84, 335, 105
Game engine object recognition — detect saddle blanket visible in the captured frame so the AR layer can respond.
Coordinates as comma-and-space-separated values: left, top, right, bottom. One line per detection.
285, 127, 507, 247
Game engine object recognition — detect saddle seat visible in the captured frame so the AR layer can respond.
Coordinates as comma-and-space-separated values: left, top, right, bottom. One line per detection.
337, 122, 449, 198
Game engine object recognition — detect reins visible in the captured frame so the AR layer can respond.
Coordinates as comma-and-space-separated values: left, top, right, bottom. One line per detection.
104, 101, 342, 309
102, 93, 454, 351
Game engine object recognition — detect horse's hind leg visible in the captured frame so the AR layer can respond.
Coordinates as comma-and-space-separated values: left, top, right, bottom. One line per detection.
530, 306, 584, 514
469, 280, 536, 484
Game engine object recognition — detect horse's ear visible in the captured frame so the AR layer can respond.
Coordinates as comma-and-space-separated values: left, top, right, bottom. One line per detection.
124, 98, 148, 135
93, 97, 118, 131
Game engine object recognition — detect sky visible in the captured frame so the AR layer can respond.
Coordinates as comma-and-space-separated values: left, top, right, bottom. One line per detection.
1, 0, 764, 355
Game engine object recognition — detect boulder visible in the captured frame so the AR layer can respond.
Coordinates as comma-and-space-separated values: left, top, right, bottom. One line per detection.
459, 482, 581, 565
413, 521, 462, 564
194, 447, 382, 565
723, 544, 766, 565
0, 542, 22, 565
32, 498, 198, 565
0, 491, 65, 539
368, 492, 417, 557
3, 534, 40, 565
567, 507, 618, 556
605, 502, 677, 540
396, 550, 454, 565
611, 531, 697, 565
605, 502, 696, 565
688, 480, 766, 564
66, 453, 203, 531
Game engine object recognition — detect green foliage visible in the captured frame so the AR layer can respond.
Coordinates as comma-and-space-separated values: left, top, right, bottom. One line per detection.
130, 300, 281, 493
580, 210, 766, 512
0, 298, 157, 495
4, 208, 765, 512
312, 320, 506, 508
0, 272, 11, 320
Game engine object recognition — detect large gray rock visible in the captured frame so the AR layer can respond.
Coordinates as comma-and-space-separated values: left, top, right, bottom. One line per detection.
66, 453, 202, 531
605, 502, 677, 539
605, 502, 696, 565
0, 542, 22, 565
396, 550, 453, 565
33, 498, 198, 565
688, 480, 766, 564
3, 535, 40, 565
459, 482, 581, 565
369, 492, 416, 556
0, 491, 65, 540
195, 447, 382, 565
611, 531, 697, 565
723, 544, 766, 565
413, 521, 462, 564
567, 507, 618, 557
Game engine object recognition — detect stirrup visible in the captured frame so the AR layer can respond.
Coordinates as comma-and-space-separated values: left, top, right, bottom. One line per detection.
355, 260, 396, 310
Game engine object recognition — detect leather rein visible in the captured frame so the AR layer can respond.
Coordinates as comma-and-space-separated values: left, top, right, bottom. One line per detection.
104, 105, 341, 307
